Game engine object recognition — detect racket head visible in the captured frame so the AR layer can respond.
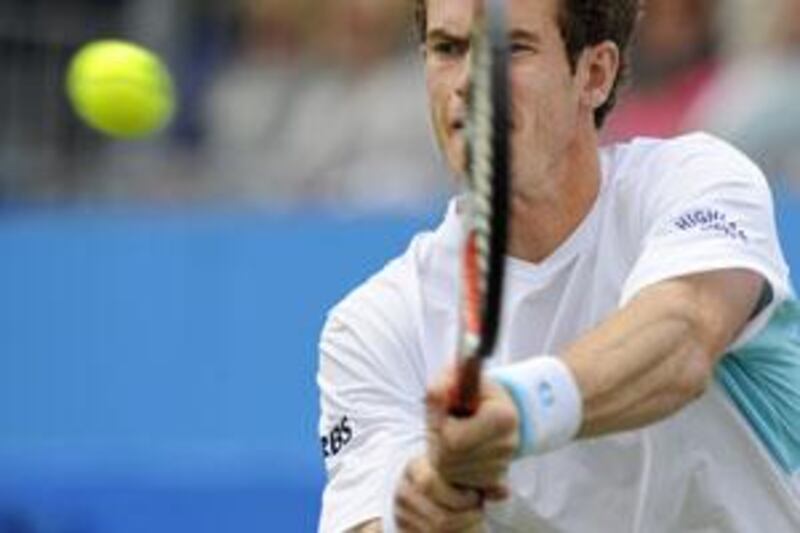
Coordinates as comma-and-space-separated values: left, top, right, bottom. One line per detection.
451, 0, 511, 417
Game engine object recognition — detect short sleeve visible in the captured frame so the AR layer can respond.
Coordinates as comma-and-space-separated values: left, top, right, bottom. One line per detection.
620, 134, 792, 345
317, 268, 427, 532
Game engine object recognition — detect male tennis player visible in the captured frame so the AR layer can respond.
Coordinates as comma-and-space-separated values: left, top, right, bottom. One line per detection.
317, 0, 800, 531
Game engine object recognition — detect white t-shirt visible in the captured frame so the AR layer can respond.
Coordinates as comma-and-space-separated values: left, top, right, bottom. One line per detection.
317, 133, 800, 532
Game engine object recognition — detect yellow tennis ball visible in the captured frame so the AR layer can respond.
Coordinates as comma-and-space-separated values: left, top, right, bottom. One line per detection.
67, 40, 176, 139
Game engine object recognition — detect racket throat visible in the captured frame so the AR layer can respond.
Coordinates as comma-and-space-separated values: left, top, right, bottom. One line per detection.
451, 356, 483, 417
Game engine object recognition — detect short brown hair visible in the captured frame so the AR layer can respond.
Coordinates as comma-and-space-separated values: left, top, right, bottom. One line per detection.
413, 0, 640, 128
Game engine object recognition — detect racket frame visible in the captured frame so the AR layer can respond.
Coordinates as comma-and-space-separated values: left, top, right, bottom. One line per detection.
450, 0, 511, 417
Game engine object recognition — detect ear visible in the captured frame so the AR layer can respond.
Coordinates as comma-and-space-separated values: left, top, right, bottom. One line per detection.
576, 41, 620, 112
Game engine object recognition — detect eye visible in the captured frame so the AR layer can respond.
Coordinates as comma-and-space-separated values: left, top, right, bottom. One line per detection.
429, 39, 468, 59
510, 41, 535, 56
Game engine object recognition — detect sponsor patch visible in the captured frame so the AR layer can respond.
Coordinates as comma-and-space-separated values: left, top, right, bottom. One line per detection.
321, 415, 353, 459
670, 208, 748, 242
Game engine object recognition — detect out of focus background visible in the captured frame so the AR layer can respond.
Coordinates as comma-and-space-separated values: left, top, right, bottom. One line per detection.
0, 0, 798, 531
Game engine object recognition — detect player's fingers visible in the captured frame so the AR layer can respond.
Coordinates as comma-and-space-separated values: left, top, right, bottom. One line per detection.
440, 508, 485, 532
395, 505, 427, 533
427, 365, 459, 404
438, 396, 518, 455
395, 478, 442, 532
437, 434, 517, 486
462, 520, 489, 533
426, 373, 457, 437
396, 478, 477, 533
434, 420, 516, 481
481, 482, 511, 501
428, 474, 482, 511
406, 456, 481, 511
437, 427, 517, 470
426, 368, 460, 425
395, 507, 429, 532
440, 458, 510, 489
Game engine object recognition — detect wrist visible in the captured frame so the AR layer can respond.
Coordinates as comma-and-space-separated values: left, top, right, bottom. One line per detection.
489, 356, 583, 457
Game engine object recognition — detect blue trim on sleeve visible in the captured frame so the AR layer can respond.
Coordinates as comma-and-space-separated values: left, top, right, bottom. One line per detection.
716, 299, 800, 474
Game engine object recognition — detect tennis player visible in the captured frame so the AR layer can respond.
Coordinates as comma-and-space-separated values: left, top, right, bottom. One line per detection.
317, 0, 800, 531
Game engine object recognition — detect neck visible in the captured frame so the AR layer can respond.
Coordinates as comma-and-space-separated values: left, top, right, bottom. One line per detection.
508, 128, 602, 264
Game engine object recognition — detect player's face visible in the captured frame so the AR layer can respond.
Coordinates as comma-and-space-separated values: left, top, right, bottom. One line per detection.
424, 0, 591, 196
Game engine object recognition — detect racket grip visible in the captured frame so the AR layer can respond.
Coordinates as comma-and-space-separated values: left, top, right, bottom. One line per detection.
448, 357, 483, 417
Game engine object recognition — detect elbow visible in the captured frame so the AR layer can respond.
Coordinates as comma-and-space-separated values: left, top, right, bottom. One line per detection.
677, 345, 715, 402
673, 309, 717, 402
668, 302, 717, 403
662, 270, 756, 402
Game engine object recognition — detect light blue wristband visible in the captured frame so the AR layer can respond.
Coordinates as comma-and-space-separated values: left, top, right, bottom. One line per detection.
489, 356, 583, 457
489, 372, 538, 457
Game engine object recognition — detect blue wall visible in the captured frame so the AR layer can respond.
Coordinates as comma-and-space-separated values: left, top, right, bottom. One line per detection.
0, 200, 796, 533
0, 207, 435, 533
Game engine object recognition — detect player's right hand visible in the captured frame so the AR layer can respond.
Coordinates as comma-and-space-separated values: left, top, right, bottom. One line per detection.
426, 368, 519, 492
394, 455, 485, 533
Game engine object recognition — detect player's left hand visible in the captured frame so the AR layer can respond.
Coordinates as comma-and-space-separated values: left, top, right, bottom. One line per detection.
426, 367, 519, 493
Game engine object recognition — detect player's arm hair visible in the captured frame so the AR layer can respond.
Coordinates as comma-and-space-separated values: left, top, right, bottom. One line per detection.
350, 519, 382, 532
564, 268, 764, 437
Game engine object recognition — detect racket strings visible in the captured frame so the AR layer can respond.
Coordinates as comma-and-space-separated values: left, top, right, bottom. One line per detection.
452, 0, 510, 417
462, 20, 496, 359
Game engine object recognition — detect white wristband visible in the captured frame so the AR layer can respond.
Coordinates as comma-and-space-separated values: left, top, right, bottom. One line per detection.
489, 356, 583, 456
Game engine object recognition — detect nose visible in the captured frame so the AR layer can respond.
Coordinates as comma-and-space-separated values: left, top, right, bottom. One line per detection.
455, 49, 471, 101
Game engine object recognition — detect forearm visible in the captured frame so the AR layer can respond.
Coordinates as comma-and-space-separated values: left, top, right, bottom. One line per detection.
564, 271, 761, 438
565, 288, 710, 437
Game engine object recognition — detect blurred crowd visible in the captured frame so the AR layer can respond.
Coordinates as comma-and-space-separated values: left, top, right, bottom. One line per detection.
1, 0, 800, 207
604, 0, 800, 190
201, 0, 443, 209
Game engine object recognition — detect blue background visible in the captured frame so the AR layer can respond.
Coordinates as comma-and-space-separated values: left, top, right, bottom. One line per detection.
0, 199, 796, 533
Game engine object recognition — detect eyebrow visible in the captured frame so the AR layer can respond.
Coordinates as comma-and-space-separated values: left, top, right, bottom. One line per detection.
426, 27, 542, 44
510, 29, 542, 44
426, 28, 470, 42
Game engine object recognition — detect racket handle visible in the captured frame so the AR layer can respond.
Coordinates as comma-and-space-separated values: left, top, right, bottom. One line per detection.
448, 357, 483, 417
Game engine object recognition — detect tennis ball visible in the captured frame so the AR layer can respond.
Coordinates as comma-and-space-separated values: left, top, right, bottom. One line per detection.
66, 40, 175, 139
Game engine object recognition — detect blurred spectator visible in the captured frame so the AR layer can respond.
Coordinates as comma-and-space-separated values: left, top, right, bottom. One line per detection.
603, 0, 721, 142
688, 0, 800, 190
203, 0, 446, 209
0, 0, 127, 200
17, 0, 796, 206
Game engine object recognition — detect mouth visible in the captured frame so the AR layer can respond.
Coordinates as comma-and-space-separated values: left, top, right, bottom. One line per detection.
450, 116, 517, 135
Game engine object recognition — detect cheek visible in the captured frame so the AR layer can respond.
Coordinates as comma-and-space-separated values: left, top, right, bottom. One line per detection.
426, 68, 466, 172
426, 72, 449, 139
511, 64, 577, 137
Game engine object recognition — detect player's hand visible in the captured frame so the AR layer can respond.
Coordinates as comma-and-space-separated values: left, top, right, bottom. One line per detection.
426, 368, 519, 492
394, 455, 485, 533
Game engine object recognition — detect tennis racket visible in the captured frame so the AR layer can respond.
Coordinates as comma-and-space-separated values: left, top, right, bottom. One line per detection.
449, 0, 511, 418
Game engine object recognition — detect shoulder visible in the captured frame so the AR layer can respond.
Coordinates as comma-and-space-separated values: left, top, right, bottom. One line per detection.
318, 243, 426, 401
320, 203, 459, 378
604, 132, 769, 193
601, 133, 774, 233
323, 238, 422, 347
325, 200, 461, 334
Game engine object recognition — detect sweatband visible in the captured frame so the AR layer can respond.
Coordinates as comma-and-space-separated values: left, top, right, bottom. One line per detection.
489, 356, 583, 457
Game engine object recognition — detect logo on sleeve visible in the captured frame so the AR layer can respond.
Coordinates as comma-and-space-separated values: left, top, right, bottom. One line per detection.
320, 416, 353, 459
671, 208, 748, 243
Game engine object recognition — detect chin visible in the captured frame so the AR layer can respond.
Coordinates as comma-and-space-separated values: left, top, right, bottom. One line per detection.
443, 144, 467, 178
